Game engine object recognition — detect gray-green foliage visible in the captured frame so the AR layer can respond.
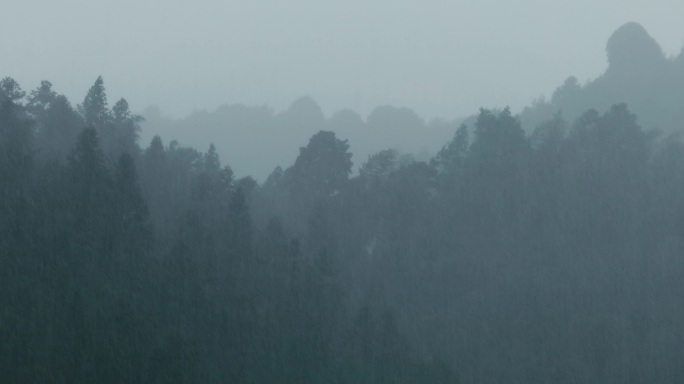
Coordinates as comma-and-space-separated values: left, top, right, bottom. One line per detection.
520, 22, 684, 136
5, 68, 684, 384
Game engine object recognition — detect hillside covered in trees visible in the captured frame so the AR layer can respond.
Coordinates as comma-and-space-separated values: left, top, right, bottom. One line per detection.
520, 22, 684, 132
3, 22, 684, 384
141, 22, 684, 181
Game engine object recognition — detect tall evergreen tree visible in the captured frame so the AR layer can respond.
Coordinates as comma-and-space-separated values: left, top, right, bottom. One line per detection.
79, 76, 110, 128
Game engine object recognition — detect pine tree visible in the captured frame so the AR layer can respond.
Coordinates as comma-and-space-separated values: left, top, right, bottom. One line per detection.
79, 76, 110, 128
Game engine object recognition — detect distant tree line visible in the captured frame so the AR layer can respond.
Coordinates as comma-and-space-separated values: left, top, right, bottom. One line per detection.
140, 95, 457, 180
2, 74, 684, 383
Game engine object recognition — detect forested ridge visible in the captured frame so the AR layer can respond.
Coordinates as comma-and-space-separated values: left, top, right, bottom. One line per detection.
139, 23, 684, 183
3, 39, 684, 383
520, 22, 684, 133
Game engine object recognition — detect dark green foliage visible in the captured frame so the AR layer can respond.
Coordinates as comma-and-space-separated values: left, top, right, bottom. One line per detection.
113, 152, 152, 260
289, 129, 353, 198
0, 99, 33, 188
0, 77, 26, 103
360, 148, 400, 182
78, 77, 142, 161
26, 80, 57, 121
37, 94, 83, 160
228, 186, 253, 268
67, 127, 112, 230
110, 98, 143, 156
80, 75, 110, 128
5, 71, 684, 384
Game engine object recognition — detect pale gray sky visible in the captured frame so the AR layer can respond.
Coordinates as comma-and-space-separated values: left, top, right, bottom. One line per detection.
3, 0, 684, 120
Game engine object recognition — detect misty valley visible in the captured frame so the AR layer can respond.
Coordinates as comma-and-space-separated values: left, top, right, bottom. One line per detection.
3, 22, 684, 383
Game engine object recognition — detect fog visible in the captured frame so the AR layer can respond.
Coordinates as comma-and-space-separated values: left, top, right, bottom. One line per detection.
4, 0, 684, 120
4, 3, 684, 383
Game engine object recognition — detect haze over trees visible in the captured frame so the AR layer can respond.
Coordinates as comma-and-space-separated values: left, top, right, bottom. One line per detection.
141, 99, 457, 180
2, 22, 684, 383
140, 22, 684, 182
520, 21, 684, 133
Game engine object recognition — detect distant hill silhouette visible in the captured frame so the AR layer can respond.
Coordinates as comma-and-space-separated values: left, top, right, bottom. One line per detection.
141, 98, 457, 180
520, 22, 684, 132
141, 22, 684, 180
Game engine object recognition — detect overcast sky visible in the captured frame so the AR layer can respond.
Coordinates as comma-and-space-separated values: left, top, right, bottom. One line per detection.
3, 0, 684, 120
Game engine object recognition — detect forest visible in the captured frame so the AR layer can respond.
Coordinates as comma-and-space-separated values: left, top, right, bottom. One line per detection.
2, 22, 684, 384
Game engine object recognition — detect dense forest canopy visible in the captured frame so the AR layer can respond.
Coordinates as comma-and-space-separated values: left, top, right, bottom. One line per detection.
2, 22, 684, 383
